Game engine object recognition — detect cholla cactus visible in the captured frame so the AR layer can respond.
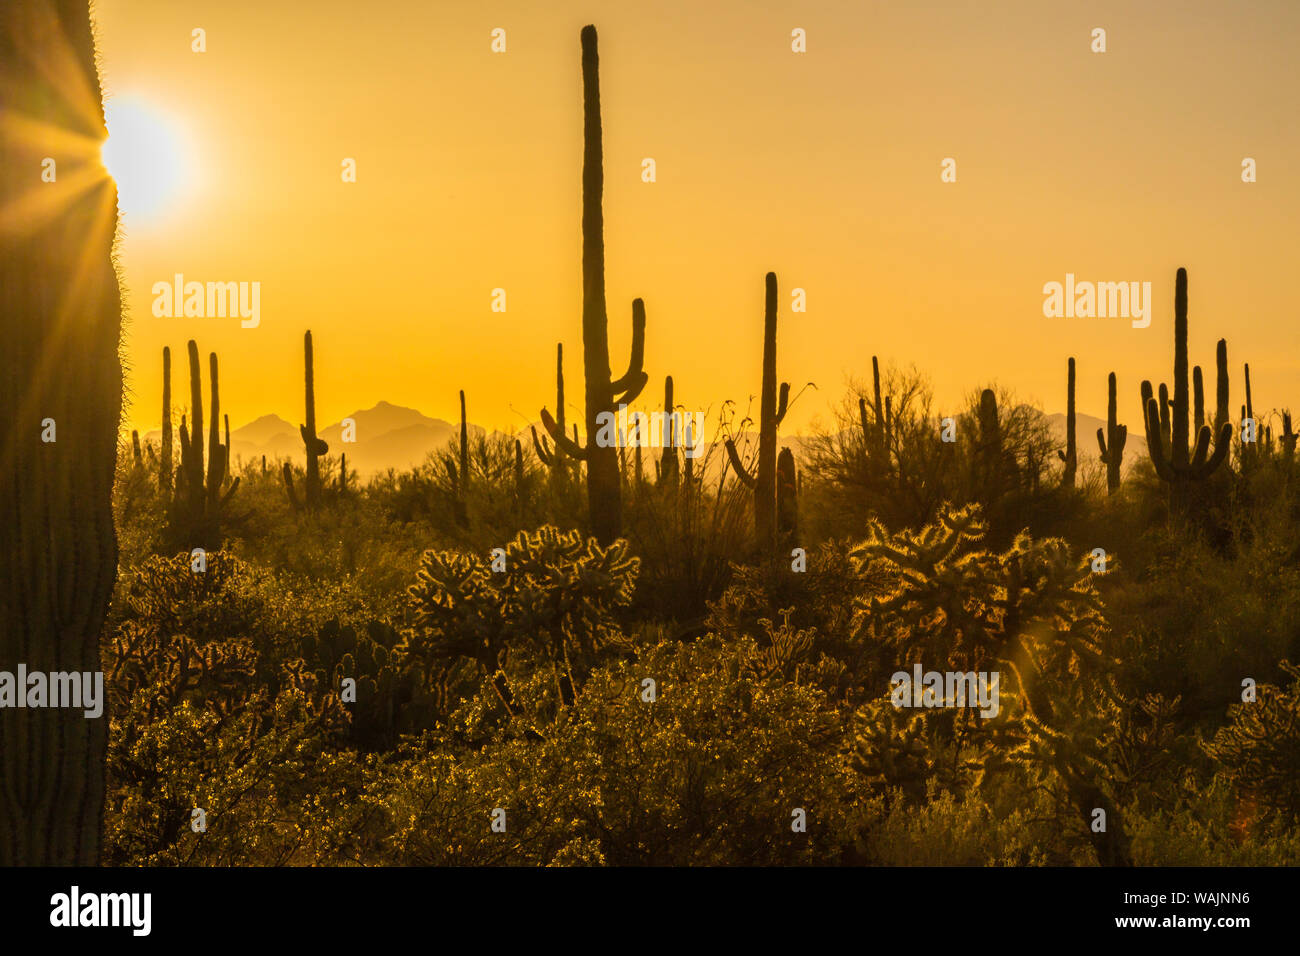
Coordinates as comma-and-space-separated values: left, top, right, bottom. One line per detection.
404, 526, 638, 717
849, 504, 1130, 865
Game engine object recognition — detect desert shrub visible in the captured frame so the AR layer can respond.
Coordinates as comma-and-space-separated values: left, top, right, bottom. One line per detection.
334, 634, 861, 865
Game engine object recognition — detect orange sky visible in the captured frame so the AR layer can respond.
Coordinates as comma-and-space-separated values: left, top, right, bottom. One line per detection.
94, 0, 1300, 439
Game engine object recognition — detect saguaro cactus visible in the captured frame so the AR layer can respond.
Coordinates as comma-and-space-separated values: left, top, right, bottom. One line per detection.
1096, 372, 1127, 495
1058, 357, 1077, 487
173, 342, 239, 546
451, 389, 470, 527
531, 343, 571, 485
299, 330, 328, 509
0, 0, 122, 864
776, 446, 799, 542
1141, 269, 1232, 511
539, 26, 648, 545
160, 346, 173, 495
659, 375, 680, 487
859, 355, 892, 474
725, 272, 792, 550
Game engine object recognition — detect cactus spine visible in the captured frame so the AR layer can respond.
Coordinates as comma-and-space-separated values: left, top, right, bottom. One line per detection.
1141, 269, 1232, 511
538, 26, 648, 545
724, 272, 792, 550
1058, 357, 1077, 487
299, 330, 328, 510
1096, 372, 1127, 495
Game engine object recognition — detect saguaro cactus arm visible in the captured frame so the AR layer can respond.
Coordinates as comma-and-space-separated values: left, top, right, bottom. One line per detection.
723, 437, 758, 490
540, 408, 590, 460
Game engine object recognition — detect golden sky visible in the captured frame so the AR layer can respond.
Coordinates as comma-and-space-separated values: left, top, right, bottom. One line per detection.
95, 0, 1300, 438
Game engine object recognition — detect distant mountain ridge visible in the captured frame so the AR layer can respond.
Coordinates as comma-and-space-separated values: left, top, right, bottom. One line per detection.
140, 401, 1137, 479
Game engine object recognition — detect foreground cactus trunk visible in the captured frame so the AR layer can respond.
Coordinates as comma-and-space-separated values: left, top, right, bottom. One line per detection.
0, 0, 121, 864
539, 25, 648, 545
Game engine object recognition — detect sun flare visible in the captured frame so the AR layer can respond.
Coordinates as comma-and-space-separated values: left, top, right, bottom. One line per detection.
101, 96, 191, 224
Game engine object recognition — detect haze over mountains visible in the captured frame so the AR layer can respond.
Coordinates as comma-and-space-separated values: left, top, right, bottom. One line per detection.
143, 402, 1136, 479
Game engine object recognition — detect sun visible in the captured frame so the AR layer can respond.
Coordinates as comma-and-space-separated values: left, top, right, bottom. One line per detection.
101, 96, 192, 225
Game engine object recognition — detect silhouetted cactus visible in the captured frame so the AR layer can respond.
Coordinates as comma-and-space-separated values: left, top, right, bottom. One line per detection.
538, 26, 649, 546
514, 439, 525, 512
660, 375, 680, 487
131, 430, 143, 469
299, 330, 328, 510
282, 462, 301, 512
1058, 357, 1077, 487
860, 355, 893, 475
1241, 363, 1258, 467
532, 343, 571, 486
1141, 269, 1232, 511
776, 446, 798, 542
172, 341, 239, 547
1282, 411, 1297, 463
160, 345, 173, 495
976, 388, 1005, 500
725, 272, 792, 551
339, 452, 349, 495
1096, 372, 1127, 495
449, 389, 469, 527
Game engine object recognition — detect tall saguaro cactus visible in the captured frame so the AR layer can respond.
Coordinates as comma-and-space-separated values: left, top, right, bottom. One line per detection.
1096, 372, 1127, 495
160, 346, 173, 495
539, 25, 648, 545
1058, 357, 1077, 487
725, 272, 792, 550
0, 0, 121, 864
299, 330, 328, 509
1141, 268, 1233, 511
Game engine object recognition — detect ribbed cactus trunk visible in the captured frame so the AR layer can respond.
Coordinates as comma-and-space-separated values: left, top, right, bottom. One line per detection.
580, 26, 621, 545
160, 346, 173, 495
0, 0, 120, 865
